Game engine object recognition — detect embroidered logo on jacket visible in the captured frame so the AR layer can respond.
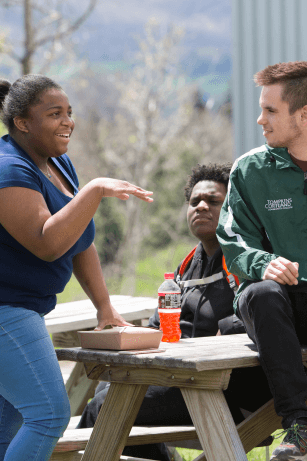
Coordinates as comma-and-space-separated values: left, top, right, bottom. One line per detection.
265, 198, 293, 211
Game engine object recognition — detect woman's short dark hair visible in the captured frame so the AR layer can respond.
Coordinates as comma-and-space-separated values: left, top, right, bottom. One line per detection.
0, 74, 62, 131
184, 163, 232, 202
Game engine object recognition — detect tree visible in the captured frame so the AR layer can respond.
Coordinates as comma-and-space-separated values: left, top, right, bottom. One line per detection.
72, 20, 232, 295
0, 0, 97, 75
95, 20, 196, 294
66, 20, 233, 296
0, 29, 6, 54
143, 104, 233, 251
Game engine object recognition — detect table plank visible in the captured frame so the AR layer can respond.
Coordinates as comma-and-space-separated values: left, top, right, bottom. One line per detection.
56, 334, 307, 372
84, 362, 232, 390
237, 398, 282, 453
182, 388, 247, 461
80, 382, 148, 461
54, 426, 199, 452
45, 296, 157, 334
56, 335, 259, 372
65, 362, 98, 417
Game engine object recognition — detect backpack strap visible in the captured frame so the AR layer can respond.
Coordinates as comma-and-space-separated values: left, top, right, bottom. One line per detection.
177, 246, 198, 280
176, 246, 239, 292
222, 256, 239, 292
178, 272, 225, 289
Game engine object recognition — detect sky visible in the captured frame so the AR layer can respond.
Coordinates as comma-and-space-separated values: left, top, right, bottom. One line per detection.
0, 0, 232, 101
79, 0, 232, 61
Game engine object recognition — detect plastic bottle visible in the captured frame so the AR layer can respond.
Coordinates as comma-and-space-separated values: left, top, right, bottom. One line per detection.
158, 273, 181, 342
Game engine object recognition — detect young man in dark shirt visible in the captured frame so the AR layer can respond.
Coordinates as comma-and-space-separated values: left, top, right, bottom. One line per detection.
79, 164, 272, 460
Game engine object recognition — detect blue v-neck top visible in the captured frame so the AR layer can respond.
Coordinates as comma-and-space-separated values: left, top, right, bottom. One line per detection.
0, 135, 95, 315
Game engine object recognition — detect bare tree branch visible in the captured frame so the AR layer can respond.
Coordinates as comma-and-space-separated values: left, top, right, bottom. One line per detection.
67, 20, 233, 293
0, 0, 20, 6
0, 0, 97, 74
33, 0, 97, 49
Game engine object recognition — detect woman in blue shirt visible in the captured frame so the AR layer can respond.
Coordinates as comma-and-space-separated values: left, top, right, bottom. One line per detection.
0, 75, 153, 460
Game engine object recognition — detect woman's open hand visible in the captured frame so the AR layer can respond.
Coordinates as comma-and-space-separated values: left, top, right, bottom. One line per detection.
94, 302, 134, 330
100, 178, 153, 202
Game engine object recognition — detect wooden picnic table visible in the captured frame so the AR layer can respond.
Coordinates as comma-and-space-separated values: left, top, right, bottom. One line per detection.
44, 296, 157, 335
45, 296, 157, 415
56, 333, 307, 461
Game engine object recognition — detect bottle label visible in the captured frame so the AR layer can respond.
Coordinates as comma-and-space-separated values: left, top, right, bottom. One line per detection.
158, 293, 181, 309
158, 308, 181, 314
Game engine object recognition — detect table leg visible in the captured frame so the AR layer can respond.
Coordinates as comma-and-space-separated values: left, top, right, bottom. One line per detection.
54, 331, 98, 416
65, 362, 98, 416
181, 388, 248, 461
80, 382, 148, 461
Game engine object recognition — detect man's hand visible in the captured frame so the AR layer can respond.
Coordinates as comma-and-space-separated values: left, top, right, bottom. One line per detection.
262, 257, 299, 285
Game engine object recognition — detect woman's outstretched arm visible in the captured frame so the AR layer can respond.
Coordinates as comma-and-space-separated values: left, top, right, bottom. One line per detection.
0, 178, 153, 261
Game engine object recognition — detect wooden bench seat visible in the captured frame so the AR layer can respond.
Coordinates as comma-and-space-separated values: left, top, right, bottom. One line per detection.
50, 425, 199, 461
53, 415, 171, 460
51, 455, 159, 461
51, 396, 282, 461
53, 425, 199, 453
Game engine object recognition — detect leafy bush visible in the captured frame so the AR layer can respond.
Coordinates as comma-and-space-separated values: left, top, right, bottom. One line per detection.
94, 198, 124, 264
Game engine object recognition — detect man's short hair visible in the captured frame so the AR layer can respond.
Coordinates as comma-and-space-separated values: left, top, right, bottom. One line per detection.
184, 163, 231, 202
254, 61, 307, 114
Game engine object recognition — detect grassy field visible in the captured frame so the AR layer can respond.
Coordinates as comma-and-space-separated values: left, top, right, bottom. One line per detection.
176, 432, 281, 460
57, 241, 195, 303
57, 242, 279, 461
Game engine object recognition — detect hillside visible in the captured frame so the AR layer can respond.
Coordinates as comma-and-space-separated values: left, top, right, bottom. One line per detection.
0, 0, 232, 104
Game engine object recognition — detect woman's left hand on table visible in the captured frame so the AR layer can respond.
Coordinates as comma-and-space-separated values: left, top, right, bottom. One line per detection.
95, 302, 134, 330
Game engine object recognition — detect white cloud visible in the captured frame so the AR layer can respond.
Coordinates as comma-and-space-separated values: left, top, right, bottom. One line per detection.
179, 13, 230, 36
95, 0, 169, 25
94, 0, 230, 37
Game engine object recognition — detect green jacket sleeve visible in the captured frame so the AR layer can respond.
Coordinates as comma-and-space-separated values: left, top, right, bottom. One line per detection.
216, 162, 278, 281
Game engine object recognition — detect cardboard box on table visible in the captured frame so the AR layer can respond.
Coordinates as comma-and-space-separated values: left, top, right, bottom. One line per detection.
78, 326, 163, 351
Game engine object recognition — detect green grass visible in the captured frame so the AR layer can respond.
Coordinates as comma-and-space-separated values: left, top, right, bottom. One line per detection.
57, 241, 195, 303
175, 448, 202, 461
105, 241, 195, 297
0, 122, 7, 137
56, 274, 87, 304
134, 241, 194, 297
176, 430, 282, 461
246, 432, 282, 460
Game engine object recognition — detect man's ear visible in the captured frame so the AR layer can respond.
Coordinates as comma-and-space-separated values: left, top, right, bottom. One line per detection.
13, 116, 29, 133
300, 105, 307, 126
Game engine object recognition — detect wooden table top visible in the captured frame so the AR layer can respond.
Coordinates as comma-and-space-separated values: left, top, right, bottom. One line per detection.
56, 333, 285, 372
45, 295, 157, 334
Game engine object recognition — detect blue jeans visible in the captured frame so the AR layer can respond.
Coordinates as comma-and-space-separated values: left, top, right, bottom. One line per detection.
0, 306, 70, 460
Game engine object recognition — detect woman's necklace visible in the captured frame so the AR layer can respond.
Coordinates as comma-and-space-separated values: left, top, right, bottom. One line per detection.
40, 164, 52, 179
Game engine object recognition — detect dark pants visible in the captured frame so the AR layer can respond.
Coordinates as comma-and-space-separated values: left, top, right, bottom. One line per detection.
237, 280, 307, 429
78, 365, 272, 460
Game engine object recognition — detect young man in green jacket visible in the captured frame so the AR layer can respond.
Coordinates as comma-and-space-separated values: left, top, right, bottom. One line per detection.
217, 61, 307, 460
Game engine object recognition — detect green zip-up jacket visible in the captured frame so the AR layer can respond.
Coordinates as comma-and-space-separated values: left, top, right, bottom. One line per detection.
216, 143, 307, 312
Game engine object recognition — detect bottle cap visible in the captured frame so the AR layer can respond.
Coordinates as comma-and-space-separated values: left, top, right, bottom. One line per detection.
164, 272, 174, 279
